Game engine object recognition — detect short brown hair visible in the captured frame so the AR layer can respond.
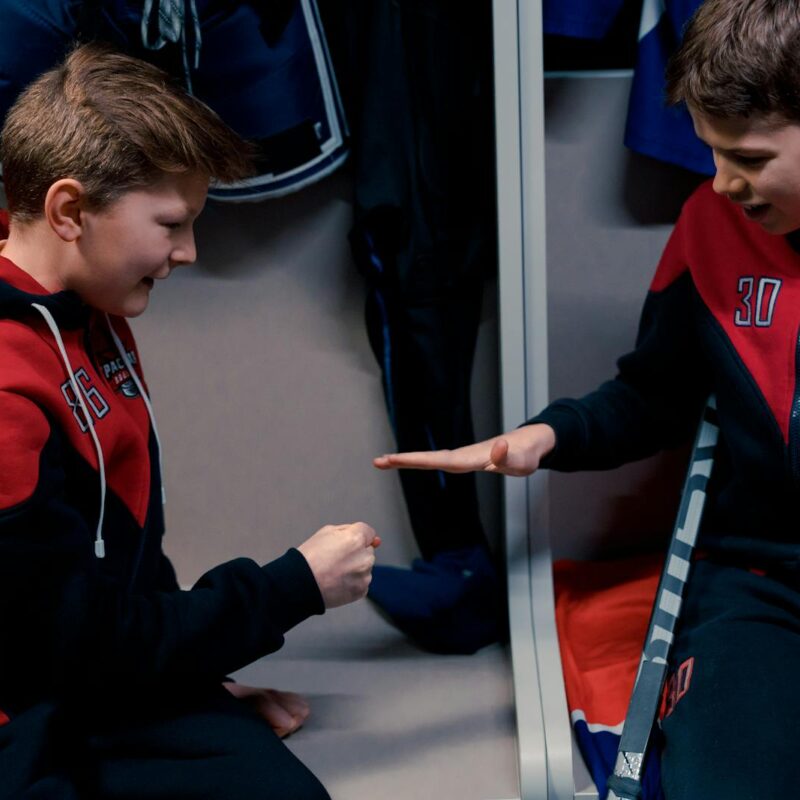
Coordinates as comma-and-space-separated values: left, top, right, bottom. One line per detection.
1, 44, 254, 222
666, 0, 800, 121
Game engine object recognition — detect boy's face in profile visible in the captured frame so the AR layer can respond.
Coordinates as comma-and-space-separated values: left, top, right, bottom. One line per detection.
691, 109, 800, 236
71, 171, 208, 317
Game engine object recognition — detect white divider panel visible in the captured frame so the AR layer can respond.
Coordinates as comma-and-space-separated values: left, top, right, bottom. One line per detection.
494, 2, 577, 798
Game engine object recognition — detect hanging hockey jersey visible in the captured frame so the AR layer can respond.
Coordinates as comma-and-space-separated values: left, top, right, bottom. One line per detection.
624, 0, 713, 174
0, 0, 348, 202
555, 555, 664, 800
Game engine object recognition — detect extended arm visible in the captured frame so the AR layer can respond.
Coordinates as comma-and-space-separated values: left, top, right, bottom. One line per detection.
376, 216, 710, 475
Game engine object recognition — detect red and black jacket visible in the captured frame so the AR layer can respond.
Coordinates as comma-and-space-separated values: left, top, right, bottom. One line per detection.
532, 181, 800, 566
0, 250, 323, 719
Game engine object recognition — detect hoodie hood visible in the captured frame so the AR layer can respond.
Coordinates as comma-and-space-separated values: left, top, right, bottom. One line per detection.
0, 255, 88, 328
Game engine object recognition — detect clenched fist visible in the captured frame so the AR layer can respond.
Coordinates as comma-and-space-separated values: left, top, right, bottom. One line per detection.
297, 522, 380, 609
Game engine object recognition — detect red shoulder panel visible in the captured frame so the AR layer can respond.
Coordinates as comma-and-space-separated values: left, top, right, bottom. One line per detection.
0, 390, 50, 509
677, 181, 800, 442
649, 182, 720, 293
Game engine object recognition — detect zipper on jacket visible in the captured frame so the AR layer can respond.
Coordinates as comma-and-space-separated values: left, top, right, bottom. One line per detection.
791, 324, 800, 481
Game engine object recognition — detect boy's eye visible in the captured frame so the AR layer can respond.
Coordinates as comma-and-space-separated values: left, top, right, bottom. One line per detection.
161, 221, 183, 230
732, 154, 768, 166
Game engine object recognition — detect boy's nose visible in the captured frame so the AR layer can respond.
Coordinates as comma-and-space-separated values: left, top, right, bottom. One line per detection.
712, 159, 747, 197
171, 233, 197, 266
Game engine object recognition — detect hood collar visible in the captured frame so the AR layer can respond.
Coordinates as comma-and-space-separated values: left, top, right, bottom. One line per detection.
0, 256, 88, 328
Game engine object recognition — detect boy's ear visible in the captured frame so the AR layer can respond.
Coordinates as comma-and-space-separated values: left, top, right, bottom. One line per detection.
44, 179, 86, 242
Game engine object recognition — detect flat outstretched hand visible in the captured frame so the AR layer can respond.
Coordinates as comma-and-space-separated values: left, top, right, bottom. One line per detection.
373, 423, 556, 478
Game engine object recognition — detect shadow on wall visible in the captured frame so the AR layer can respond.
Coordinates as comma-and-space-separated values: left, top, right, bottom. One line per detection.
545, 77, 706, 228
621, 151, 706, 225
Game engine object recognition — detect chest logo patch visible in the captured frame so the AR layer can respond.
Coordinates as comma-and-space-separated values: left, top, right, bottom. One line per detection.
100, 349, 141, 398
735, 276, 782, 327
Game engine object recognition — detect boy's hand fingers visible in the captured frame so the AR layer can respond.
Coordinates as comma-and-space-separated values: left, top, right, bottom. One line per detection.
374, 451, 447, 470
266, 688, 310, 720
258, 689, 309, 738
373, 449, 478, 473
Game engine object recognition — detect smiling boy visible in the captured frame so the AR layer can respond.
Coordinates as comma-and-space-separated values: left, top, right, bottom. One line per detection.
1, 171, 208, 318
375, 1, 800, 797
0, 44, 379, 800
691, 112, 800, 233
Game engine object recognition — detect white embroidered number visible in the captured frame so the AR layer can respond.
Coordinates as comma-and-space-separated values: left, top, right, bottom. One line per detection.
735, 277, 754, 326
735, 276, 781, 327
61, 369, 110, 433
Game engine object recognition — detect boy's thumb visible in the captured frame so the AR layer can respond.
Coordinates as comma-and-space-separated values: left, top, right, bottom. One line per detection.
490, 438, 509, 469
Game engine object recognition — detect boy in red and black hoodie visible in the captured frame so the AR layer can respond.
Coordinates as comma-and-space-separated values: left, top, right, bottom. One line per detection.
0, 45, 379, 800
376, 1, 800, 797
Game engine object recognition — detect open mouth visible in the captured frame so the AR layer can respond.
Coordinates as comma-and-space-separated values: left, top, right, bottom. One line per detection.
141, 277, 155, 288
741, 203, 770, 220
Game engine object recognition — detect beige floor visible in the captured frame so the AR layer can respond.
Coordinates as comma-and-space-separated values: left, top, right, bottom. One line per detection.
233, 599, 518, 800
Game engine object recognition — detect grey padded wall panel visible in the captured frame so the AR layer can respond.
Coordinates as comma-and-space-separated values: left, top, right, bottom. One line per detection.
129, 172, 502, 582
134, 175, 418, 579
545, 76, 704, 561
541, 73, 705, 798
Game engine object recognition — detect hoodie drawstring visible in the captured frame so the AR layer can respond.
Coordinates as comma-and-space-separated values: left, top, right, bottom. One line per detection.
105, 313, 166, 508
32, 303, 107, 558
32, 304, 166, 559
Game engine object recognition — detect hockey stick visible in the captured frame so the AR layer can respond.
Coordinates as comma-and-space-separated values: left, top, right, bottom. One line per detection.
606, 396, 719, 800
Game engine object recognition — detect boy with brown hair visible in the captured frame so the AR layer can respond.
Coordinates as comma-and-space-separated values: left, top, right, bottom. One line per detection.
0, 44, 379, 799
377, 0, 800, 796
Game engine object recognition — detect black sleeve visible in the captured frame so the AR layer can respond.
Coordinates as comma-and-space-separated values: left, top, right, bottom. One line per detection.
528, 270, 710, 471
0, 406, 324, 701
154, 551, 180, 592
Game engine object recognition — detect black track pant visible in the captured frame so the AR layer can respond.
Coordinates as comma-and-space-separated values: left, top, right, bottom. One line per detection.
0, 686, 330, 800
323, 0, 497, 560
660, 558, 800, 800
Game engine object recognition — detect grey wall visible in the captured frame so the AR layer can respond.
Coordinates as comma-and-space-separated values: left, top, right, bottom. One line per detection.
544, 75, 704, 560
127, 169, 501, 584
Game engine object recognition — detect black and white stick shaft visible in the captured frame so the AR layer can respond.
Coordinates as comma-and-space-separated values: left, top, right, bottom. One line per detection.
607, 396, 719, 800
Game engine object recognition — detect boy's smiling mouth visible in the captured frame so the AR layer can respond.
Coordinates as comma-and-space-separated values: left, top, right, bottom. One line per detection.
741, 202, 770, 221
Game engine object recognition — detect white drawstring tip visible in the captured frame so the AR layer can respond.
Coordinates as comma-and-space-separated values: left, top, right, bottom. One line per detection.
95, 539, 106, 559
